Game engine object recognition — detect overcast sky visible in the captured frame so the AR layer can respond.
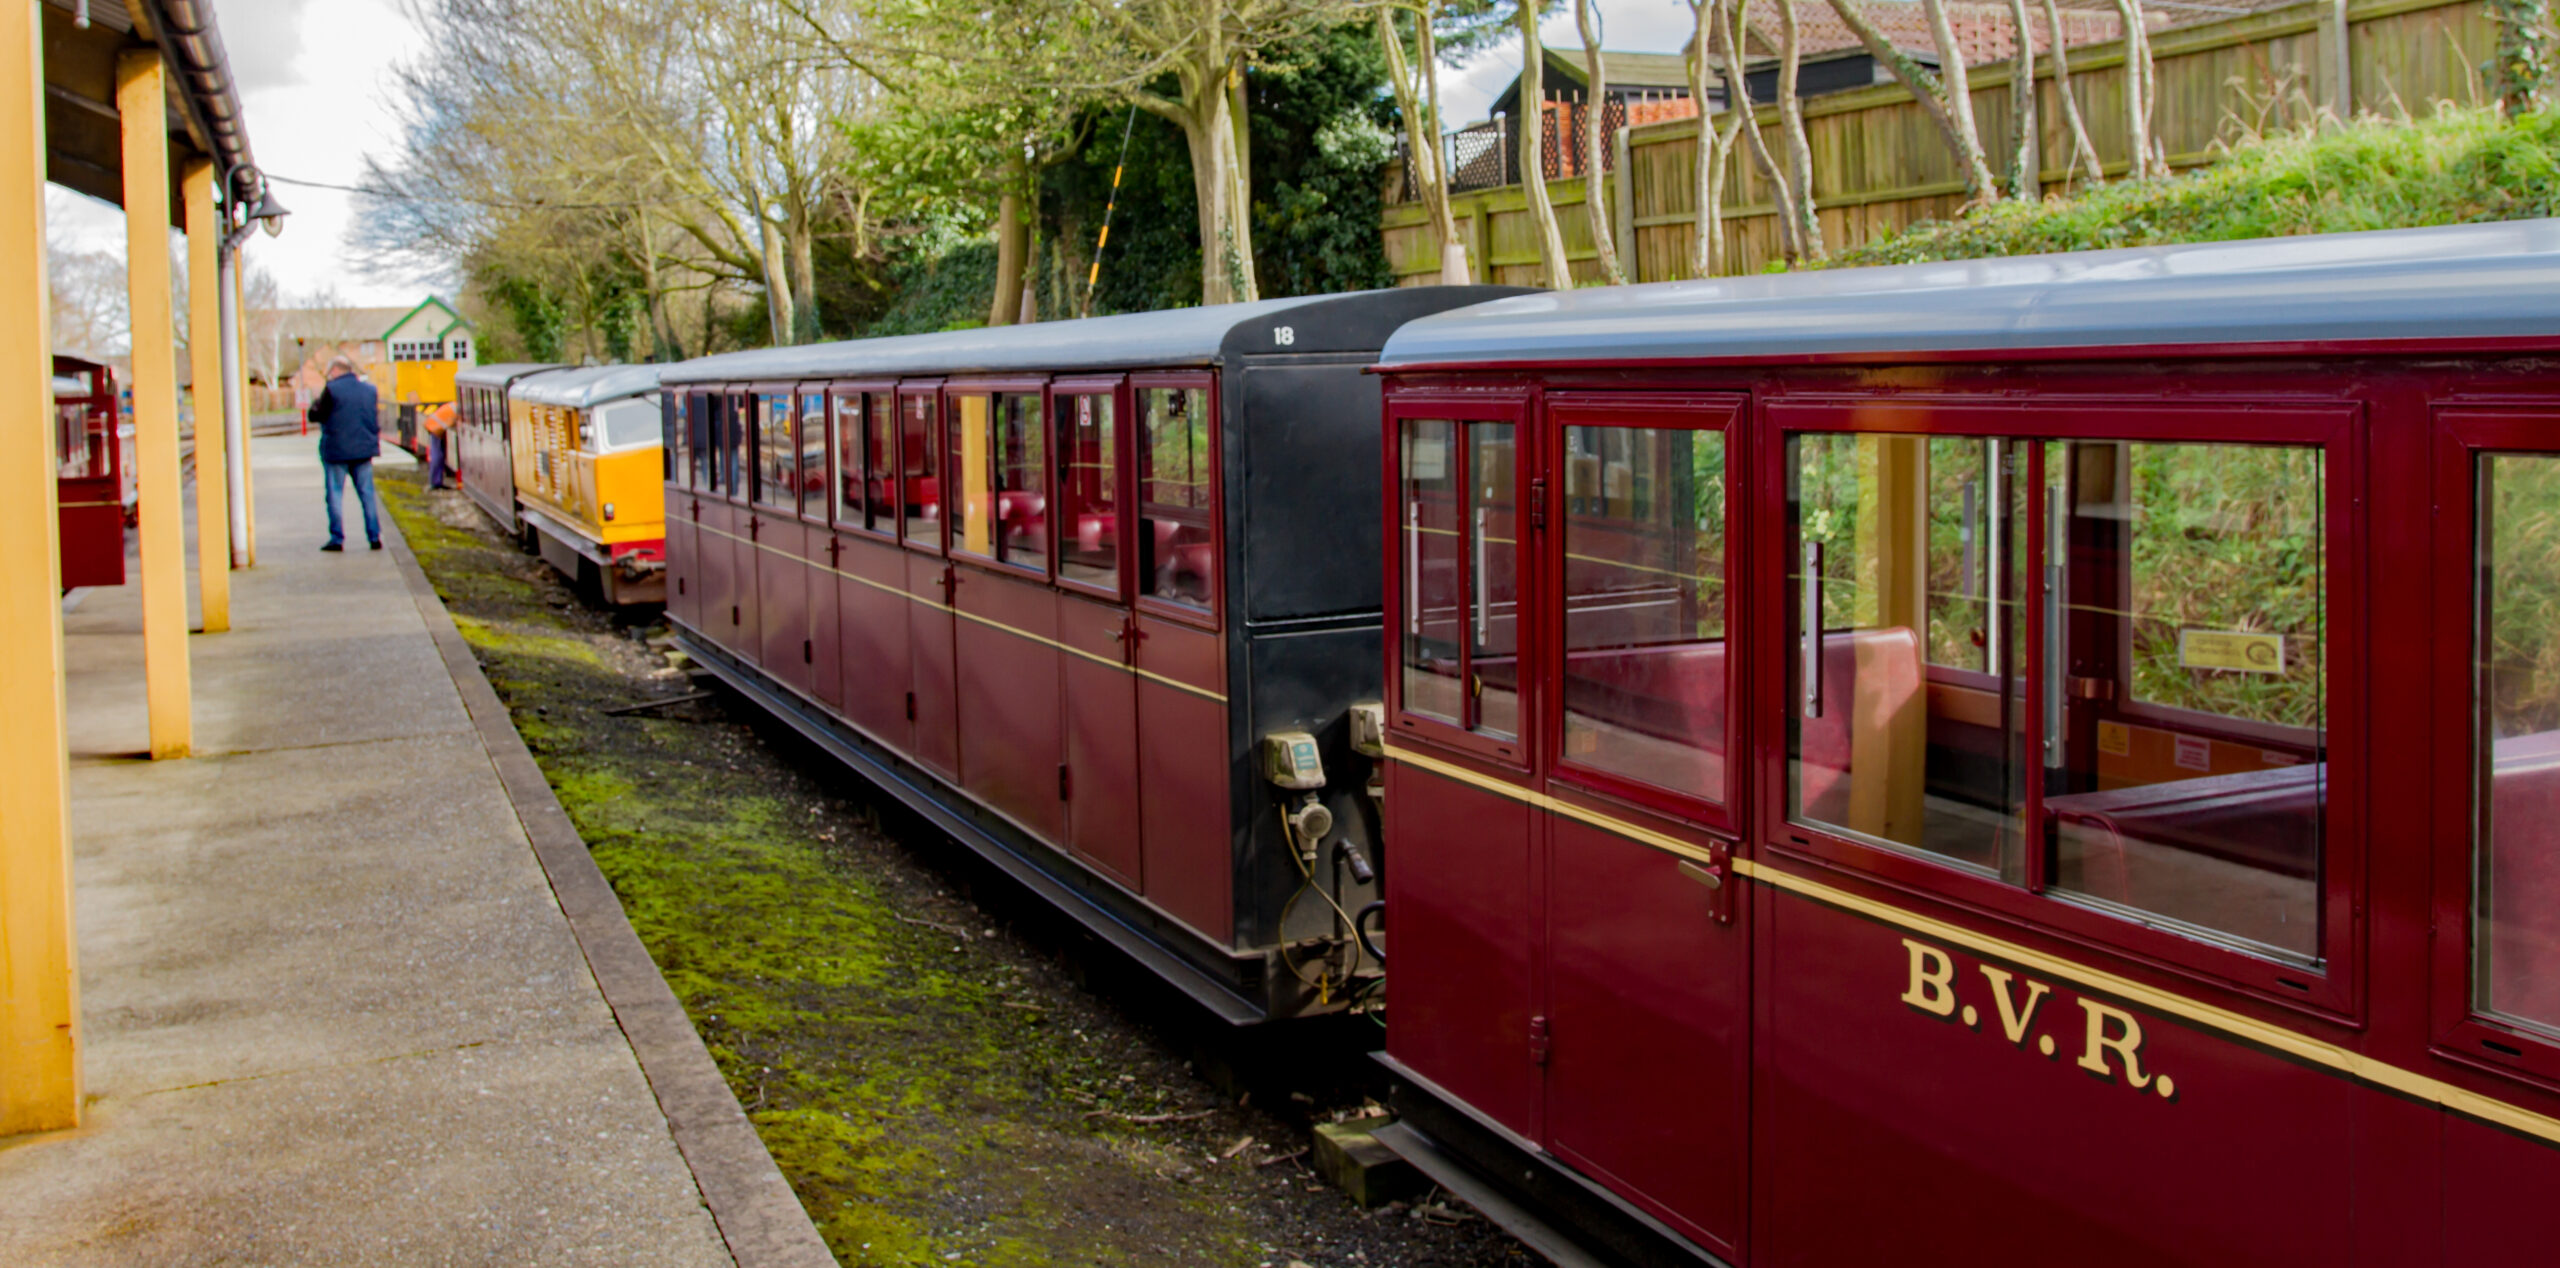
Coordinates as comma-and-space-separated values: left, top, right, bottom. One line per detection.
46, 0, 1701, 312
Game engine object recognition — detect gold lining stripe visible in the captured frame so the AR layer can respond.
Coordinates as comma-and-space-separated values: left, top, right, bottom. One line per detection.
691, 520, 1225, 703
56, 500, 123, 510
1382, 741, 2560, 1147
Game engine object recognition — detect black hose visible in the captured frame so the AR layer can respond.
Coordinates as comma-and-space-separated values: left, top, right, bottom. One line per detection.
1353, 900, 1386, 964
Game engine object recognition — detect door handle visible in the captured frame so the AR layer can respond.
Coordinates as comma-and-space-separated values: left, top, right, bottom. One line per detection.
1678, 840, 1737, 924
1801, 541, 1824, 719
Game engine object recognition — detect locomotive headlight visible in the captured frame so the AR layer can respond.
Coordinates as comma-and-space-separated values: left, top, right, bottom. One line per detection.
602, 502, 617, 521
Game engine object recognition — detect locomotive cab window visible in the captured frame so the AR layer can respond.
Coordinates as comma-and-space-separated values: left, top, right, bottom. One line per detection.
1785, 408, 2349, 979
1395, 403, 1524, 755
1138, 383, 1215, 616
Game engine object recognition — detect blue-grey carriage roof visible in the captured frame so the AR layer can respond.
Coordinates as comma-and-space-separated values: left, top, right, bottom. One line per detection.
509, 365, 661, 410
659, 287, 1526, 386
454, 362, 563, 388
1377, 220, 2560, 368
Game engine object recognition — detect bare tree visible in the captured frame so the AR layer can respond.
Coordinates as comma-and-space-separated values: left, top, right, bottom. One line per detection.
1825, 0, 1999, 203
2003, 0, 2040, 199
1723, 9, 1802, 262
2040, 0, 2106, 187
49, 244, 128, 361
1682, 0, 1748, 278
2112, 0, 2167, 176
1517, 0, 1575, 288
1770, 0, 1825, 260
1574, 0, 1627, 284
1381, 2, 1473, 283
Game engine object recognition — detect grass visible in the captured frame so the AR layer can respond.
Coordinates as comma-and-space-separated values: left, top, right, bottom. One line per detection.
1831, 105, 2560, 268
375, 474, 1529, 1268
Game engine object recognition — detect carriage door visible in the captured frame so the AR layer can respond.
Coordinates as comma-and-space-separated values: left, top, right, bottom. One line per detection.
1053, 380, 1144, 887
1536, 393, 1750, 1259
901, 385, 961, 780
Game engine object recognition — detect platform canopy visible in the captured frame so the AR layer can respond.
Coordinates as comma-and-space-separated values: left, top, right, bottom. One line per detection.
40, 0, 257, 223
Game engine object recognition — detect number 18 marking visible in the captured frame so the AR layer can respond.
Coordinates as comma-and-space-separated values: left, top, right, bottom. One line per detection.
1273, 326, 1295, 346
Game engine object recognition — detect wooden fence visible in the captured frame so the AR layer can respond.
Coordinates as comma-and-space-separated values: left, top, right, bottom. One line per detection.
1384, 0, 2494, 287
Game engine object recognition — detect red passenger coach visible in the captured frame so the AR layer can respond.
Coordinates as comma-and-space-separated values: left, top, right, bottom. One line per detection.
660, 287, 1518, 1022
1369, 222, 2560, 1265
454, 361, 561, 538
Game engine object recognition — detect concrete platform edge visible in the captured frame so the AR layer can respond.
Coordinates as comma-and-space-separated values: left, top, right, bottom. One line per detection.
381, 514, 836, 1268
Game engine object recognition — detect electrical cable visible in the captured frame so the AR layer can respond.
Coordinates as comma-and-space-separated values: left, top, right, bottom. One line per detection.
1078, 106, 1140, 319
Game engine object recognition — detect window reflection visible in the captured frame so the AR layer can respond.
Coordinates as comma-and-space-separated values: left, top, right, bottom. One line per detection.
1140, 387, 1214, 610
1057, 395, 1118, 590
1562, 424, 1725, 801
2478, 452, 2560, 1032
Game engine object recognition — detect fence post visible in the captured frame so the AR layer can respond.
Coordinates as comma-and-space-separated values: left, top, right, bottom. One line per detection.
2317, 0, 2352, 116
1613, 125, 1636, 283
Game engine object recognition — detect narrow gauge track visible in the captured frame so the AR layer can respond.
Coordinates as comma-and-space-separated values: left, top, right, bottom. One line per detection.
380, 469, 1531, 1268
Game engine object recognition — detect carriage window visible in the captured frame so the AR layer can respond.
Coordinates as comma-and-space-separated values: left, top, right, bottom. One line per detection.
1399, 417, 1518, 741
2476, 452, 2560, 1034
995, 392, 1047, 572
799, 391, 828, 518
721, 397, 747, 498
2045, 440, 2325, 965
1139, 386, 1214, 611
754, 392, 797, 511
951, 394, 995, 560
866, 395, 895, 534
1561, 424, 1726, 801
687, 395, 711, 491
1057, 393, 1118, 590
1790, 432, 2025, 875
900, 394, 941, 547
1402, 420, 1462, 724
834, 393, 867, 526
664, 394, 681, 481
1792, 430, 2329, 964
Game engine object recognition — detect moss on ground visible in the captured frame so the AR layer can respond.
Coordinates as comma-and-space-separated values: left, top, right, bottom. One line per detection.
381, 475, 1519, 1268
1833, 106, 2560, 268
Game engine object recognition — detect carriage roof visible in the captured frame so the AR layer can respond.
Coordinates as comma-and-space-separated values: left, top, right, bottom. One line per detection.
1376, 219, 2560, 369
509, 365, 661, 410
659, 287, 1525, 386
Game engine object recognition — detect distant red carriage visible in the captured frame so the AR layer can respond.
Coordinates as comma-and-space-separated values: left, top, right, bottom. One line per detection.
52, 354, 130, 590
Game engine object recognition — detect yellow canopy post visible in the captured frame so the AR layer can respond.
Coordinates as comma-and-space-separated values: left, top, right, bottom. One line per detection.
120, 48, 189, 759
185, 159, 228, 633
0, 0, 81, 1137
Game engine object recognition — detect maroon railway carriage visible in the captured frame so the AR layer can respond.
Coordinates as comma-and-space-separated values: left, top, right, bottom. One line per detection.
658, 287, 1518, 1022
453, 361, 562, 539
1368, 222, 2560, 1265
52, 355, 127, 589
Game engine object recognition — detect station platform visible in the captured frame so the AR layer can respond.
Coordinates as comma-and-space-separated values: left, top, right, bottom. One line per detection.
0, 437, 824, 1265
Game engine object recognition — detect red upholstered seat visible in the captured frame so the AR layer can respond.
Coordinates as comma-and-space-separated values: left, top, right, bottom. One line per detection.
1794, 627, 1924, 825
1563, 641, 1729, 751
2488, 729, 2560, 1024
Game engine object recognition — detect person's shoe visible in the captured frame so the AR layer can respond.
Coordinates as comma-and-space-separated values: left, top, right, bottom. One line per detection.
321, 542, 343, 553
369, 541, 383, 551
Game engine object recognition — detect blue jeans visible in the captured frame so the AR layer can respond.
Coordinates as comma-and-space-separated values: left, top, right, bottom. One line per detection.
324, 459, 382, 547
426, 433, 448, 488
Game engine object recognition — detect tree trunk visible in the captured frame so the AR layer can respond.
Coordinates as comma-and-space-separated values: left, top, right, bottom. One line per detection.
2041, 0, 2106, 186
1174, 72, 1261, 306
1575, 0, 1628, 284
988, 166, 1028, 327
756, 208, 797, 346
789, 210, 820, 342
2004, 0, 2040, 200
1917, 0, 2000, 203
1725, 11, 1801, 263
1775, 0, 1826, 260
1381, 7, 1472, 283
1826, 0, 1995, 202
2111, 0, 2155, 176
1686, 0, 1731, 279
1518, 5, 1574, 288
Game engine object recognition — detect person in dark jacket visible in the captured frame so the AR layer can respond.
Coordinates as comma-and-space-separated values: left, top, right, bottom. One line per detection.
306, 355, 384, 551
